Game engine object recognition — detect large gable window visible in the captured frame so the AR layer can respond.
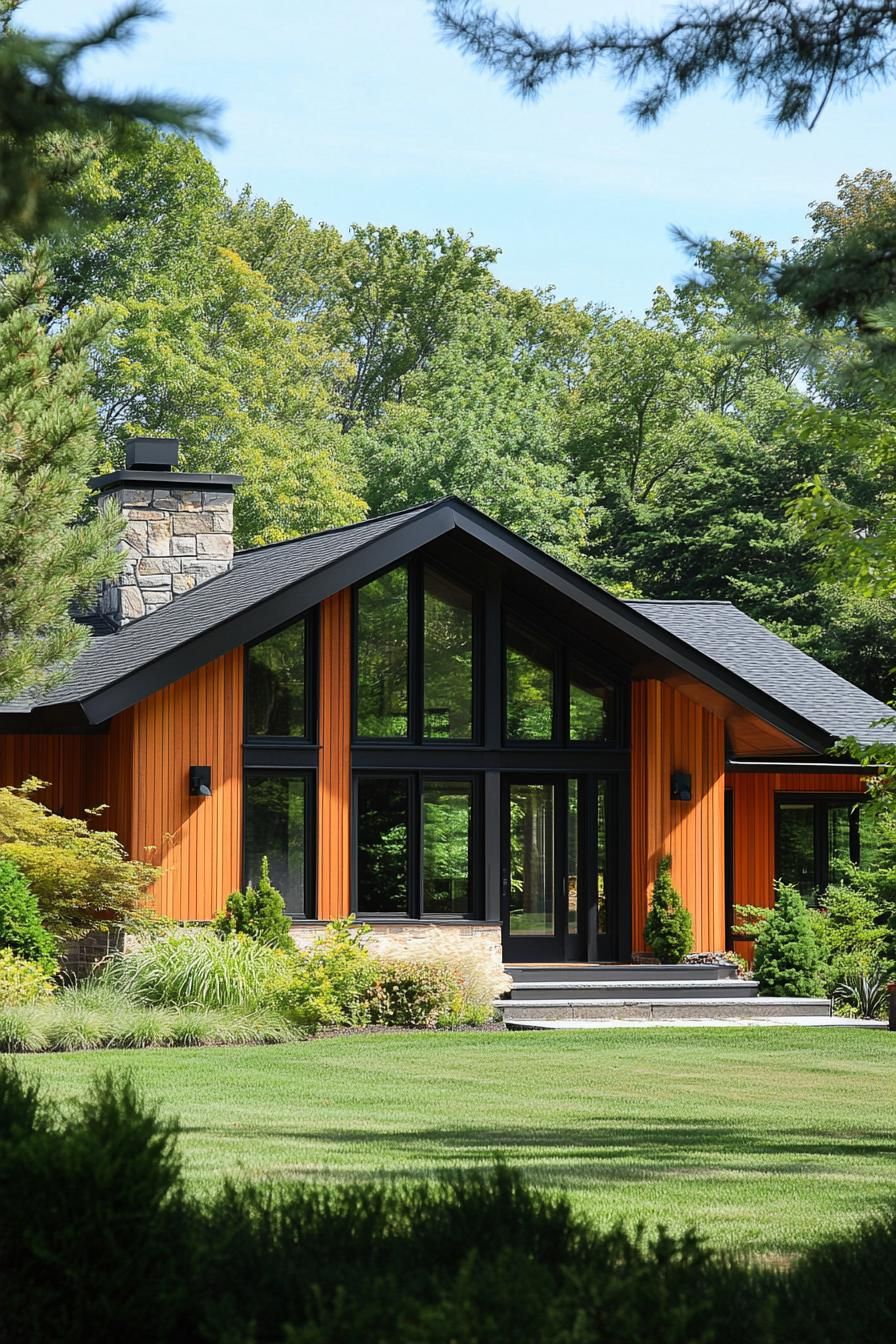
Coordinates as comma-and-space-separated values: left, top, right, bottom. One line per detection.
505, 620, 554, 741
423, 568, 473, 740
246, 619, 307, 738
356, 566, 410, 739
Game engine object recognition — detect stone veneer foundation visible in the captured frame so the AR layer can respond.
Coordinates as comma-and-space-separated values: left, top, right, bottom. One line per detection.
289, 920, 507, 975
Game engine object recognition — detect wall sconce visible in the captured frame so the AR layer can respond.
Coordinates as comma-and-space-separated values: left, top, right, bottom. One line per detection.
189, 765, 212, 798
671, 771, 692, 802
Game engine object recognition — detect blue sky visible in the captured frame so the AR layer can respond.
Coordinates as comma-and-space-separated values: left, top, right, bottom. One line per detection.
28, 0, 896, 314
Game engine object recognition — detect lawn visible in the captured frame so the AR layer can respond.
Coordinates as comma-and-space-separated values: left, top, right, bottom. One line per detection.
17, 1027, 896, 1254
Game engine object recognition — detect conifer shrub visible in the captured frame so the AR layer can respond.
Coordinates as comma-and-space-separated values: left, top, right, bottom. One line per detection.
753, 882, 822, 997
211, 855, 293, 949
644, 855, 694, 963
0, 856, 57, 973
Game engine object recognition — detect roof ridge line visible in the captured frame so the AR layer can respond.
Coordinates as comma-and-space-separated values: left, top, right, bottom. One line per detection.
233, 499, 445, 557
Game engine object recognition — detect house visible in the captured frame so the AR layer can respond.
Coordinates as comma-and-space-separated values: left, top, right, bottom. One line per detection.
1, 440, 892, 967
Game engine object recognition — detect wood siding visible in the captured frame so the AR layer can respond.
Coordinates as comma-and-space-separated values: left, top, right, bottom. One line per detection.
630, 680, 726, 953
0, 734, 90, 817
317, 589, 352, 919
727, 768, 867, 961
110, 650, 244, 920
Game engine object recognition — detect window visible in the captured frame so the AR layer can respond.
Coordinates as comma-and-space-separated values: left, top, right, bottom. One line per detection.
356, 567, 409, 739
355, 774, 478, 917
246, 620, 306, 737
505, 621, 554, 741
423, 568, 474, 740
422, 780, 473, 914
356, 776, 410, 914
775, 795, 862, 905
244, 773, 310, 916
569, 660, 613, 742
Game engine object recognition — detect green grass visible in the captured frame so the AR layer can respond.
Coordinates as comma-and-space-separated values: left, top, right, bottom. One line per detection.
16, 1027, 896, 1254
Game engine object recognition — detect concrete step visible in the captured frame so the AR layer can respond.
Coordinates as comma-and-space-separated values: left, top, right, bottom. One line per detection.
506, 963, 740, 985
507, 979, 760, 1002
497, 996, 831, 1024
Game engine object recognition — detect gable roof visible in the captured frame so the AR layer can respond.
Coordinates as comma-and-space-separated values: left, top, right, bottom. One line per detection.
1, 496, 892, 753
627, 600, 896, 749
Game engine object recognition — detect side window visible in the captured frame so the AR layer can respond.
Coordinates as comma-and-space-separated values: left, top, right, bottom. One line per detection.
246, 620, 306, 738
505, 620, 554, 741
244, 772, 309, 916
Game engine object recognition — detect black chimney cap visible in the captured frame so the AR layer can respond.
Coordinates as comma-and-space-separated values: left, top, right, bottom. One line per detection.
125, 438, 180, 471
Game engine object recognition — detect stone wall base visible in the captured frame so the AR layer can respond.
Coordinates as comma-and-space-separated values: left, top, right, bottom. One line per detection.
60, 928, 127, 981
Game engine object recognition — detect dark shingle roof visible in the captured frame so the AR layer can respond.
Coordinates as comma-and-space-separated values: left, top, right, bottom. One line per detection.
4, 504, 432, 714
628, 600, 896, 747
2, 494, 892, 752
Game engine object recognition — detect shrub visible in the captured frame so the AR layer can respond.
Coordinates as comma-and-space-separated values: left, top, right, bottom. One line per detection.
211, 856, 293, 949
372, 929, 511, 1021
0, 780, 158, 938
274, 918, 377, 1028
0, 948, 54, 1005
753, 882, 822, 997
101, 928, 294, 1010
831, 967, 889, 1020
0, 856, 57, 973
644, 855, 693, 963
367, 960, 456, 1027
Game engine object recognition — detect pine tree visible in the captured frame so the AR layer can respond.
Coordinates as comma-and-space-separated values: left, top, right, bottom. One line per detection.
212, 857, 293, 950
0, 1, 214, 240
753, 882, 822, 997
0, 247, 123, 700
644, 855, 694, 963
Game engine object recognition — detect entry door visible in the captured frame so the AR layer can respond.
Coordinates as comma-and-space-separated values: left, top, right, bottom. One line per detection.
502, 776, 587, 962
501, 775, 616, 963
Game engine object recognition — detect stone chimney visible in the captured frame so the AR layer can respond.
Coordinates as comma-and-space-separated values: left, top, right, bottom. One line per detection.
90, 438, 243, 628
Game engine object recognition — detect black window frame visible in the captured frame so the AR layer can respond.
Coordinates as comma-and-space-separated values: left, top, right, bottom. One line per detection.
242, 766, 317, 919
244, 609, 317, 745
774, 792, 863, 902
352, 769, 483, 920
352, 558, 483, 747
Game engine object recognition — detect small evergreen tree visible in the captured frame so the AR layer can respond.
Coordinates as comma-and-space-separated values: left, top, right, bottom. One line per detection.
0, 855, 57, 973
644, 855, 693, 963
212, 857, 292, 949
0, 249, 125, 700
753, 881, 822, 997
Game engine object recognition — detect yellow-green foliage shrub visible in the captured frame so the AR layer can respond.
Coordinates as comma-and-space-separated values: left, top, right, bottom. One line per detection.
274, 919, 377, 1027
0, 780, 158, 938
0, 948, 54, 1005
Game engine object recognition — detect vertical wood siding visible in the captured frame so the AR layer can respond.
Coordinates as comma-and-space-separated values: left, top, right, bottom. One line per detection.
630, 680, 726, 953
0, 734, 89, 817
115, 650, 244, 920
317, 590, 352, 919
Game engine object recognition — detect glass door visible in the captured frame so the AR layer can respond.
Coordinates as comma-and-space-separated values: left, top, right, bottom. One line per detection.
502, 777, 588, 962
502, 775, 616, 962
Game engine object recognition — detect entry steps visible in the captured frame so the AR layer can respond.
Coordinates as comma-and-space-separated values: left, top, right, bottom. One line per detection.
496, 963, 831, 1026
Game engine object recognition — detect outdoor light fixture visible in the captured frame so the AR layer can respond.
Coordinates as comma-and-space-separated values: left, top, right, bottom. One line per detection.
189, 765, 212, 798
671, 771, 692, 802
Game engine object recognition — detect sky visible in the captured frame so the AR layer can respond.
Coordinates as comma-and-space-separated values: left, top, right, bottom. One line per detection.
27, 0, 896, 315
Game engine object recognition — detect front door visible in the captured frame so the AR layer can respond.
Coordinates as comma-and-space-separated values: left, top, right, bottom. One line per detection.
501, 774, 615, 962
